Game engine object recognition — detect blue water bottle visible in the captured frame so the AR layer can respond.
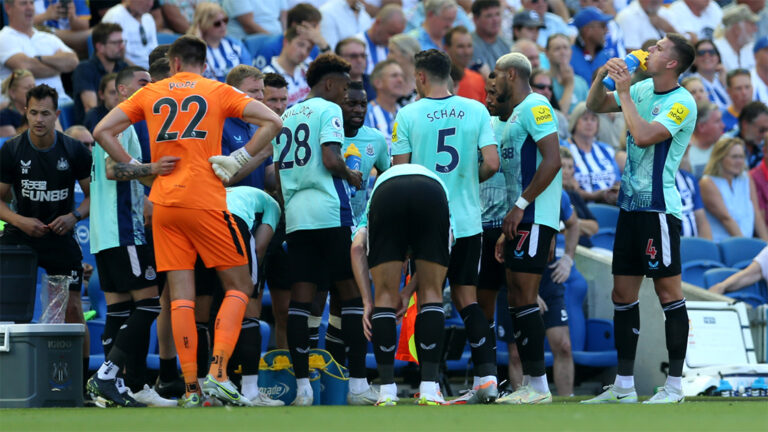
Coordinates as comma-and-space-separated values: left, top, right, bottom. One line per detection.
602, 50, 649, 91
344, 143, 362, 197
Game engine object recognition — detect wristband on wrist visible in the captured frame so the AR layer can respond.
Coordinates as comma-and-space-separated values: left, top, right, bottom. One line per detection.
231, 147, 253, 166
515, 196, 530, 210
71, 209, 82, 221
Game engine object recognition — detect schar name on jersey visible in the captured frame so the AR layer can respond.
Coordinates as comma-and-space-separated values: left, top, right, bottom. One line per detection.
426, 107, 465, 122
21, 179, 69, 202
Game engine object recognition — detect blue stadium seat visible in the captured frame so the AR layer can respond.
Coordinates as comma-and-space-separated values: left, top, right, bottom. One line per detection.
565, 269, 617, 367
719, 237, 767, 269
587, 203, 620, 229
58, 101, 76, 130
243, 34, 280, 69
703, 267, 767, 306
87, 32, 94, 57
157, 32, 182, 45
590, 229, 615, 250
703, 267, 739, 288
681, 237, 724, 287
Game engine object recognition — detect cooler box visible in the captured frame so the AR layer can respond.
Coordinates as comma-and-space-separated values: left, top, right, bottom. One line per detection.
0, 323, 85, 407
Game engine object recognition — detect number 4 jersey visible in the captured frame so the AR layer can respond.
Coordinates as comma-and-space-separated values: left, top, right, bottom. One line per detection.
273, 96, 352, 233
391, 95, 497, 238
118, 72, 253, 211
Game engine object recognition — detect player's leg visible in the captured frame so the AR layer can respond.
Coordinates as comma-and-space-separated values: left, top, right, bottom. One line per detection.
264, 222, 292, 349
495, 287, 523, 390
370, 261, 404, 406
540, 267, 573, 397
309, 287, 329, 349
270, 288, 291, 349
325, 294, 345, 364
155, 279, 186, 399
194, 293, 212, 391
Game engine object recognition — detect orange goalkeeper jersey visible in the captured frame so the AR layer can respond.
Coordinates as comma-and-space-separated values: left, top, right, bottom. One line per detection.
118, 72, 252, 211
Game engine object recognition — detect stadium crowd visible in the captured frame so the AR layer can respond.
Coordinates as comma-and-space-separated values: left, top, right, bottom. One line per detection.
1, 0, 768, 408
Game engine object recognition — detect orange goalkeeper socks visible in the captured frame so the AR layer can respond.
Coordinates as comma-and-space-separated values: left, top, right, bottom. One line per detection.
209, 290, 249, 382
171, 299, 198, 394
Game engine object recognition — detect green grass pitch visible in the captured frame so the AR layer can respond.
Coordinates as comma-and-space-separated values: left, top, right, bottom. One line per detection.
2, 398, 767, 431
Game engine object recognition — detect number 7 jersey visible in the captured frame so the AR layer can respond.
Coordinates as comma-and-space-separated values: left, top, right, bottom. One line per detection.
118, 72, 253, 211
391, 95, 497, 238
273, 97, 352, 234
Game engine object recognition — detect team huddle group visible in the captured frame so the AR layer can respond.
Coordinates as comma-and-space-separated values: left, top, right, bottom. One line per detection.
0, 5, 702, 409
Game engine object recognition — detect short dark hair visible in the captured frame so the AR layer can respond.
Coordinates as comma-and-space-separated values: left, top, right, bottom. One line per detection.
168, 35, 207, 67
335, 37, 366, 56
284, 26, 300, 43
726, 68, 751, 87
92, 22, 122, 47
349, 81, 365, 91
116, 66, 148, 88
287, 3, 322, 28
99, 72, 117, 94
444, 25, 469, 48
739, 101, 768, 124
666, 33, 695, 75
149, 58, 171, 82
264, 72, 288, 89
306, 53, 351, 88
149, 44, 171, 66
414, 49, 451, 82
26, 84, 58, 110
471, 0, 500, 17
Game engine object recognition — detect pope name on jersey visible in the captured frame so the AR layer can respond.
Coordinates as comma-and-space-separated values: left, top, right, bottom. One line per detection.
275, 97, 353, 232
391, 95, 497, 238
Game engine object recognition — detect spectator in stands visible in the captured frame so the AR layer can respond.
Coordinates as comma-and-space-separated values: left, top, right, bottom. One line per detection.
512, 10, 545, 43
615, 0, 675, 51
444, 26, 485, 103
560, 146, 599, 247
709, 245, 768, 296
752, 37, 768, 103
689, 39, 730, 110
728, 101, 768, 170
511, 39, 543, 70
570, 7, 612, 84
72, 23, 128, 126
714, 5, 759, 71
102, 0, 158, 68
530, 68, 569, 140
365, 59, 404, 147
722, 69, 754, 133
321, 0, 373, 51
578, 0, 627, 60
520, 0, 576, 48
63, 125, 94, 150
387, 33, 420, 107
751, 151, 768, 231
262, 27, 312, 108
682, 76, 711, 105
187, 2, 252, 83
700, 137, 768, 242
262, 72, 289, 117
356, 4, 406, 77
249, 3, 327, 70
408, 0, 457, 51
0, 69, 34, 137
688, 102, 725, 178
159, 0, 202, 34
667, 0, 722, 42
0, 0, 78, 104
564, 102, 621, 204
336, 37, 375, 99
675, 163, 713, 239
742, 0, 768, 40
546, 33, 589, 113
223, 0, 287, 41
83, 72, 119, 133
33, 0, 91, 57
471, 0, 511, 72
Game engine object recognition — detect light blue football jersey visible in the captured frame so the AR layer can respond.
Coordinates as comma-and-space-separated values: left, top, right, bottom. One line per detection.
614, 78, 696, 219
226, 186, 281, 231
273, 97, 352, 233
391, 95, 497, 238
481, 116, 510, 229
90, 125, 146, 254
341, 125, 390, 226
501, 92, 562, 230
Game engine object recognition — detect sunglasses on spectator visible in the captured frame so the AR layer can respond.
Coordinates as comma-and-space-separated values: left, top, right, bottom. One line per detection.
697, 49, 717, 57
532, 83, 553, 91
345, 53, 367, 59
212, 17, 229, 28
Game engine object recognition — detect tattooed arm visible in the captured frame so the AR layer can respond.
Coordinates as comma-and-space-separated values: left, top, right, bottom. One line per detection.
105, 157, 178, 187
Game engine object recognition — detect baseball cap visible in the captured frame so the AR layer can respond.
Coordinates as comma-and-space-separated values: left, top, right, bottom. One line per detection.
572, 7, 612, 29
513, 10, 545, 29
754, 36, 768, 54
722, 4, 759, 28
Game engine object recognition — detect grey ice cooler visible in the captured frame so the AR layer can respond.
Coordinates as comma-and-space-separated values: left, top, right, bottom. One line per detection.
0, 323, 85, 407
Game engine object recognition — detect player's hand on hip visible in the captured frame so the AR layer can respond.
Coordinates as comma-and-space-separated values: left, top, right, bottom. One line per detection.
152, 156, 180, 176
494, 232, 506, 264
18, 216, 50, 238
347, 168, 363, 189
502, 207, 523, 239
48, 213, 77, 236
362, 300, 373, 341
536, 295, 548, 313
209, 147, 253, 183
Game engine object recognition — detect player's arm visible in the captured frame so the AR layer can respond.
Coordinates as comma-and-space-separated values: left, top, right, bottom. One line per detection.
49, 176, 90, 235
273, 162, 284, 206
709, 261, 763, 295
225, 133, 274, 186
479, 144, 500, 182
323, 142, 363, 188
351, 227, 373, 340
253, 224, 275, 263
699, 176, 744, 237
0, 181, 50, 237
549, 208, 579, 283
586, 62, 621, 114
693, 209, 712, 240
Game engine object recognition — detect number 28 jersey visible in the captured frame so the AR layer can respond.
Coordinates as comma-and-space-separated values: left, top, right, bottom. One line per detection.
391, 95, 497, 238
273, 97, 352, 234
119, 72, 252, 211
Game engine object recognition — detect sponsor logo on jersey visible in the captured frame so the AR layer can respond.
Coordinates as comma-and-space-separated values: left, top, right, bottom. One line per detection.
56, 158, 69, 171
648, 260, 659, 269
21, 179, 69, 202
332, 116, 342, 130
234, 135, 243, 142
561, 309, 568, 321
21, 160, 31, 174
666, 103, 690, 125
391, 122, 398, 142
531, 105, 553, 124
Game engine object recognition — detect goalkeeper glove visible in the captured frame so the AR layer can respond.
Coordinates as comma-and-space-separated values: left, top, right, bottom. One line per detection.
209, 147, 252, 183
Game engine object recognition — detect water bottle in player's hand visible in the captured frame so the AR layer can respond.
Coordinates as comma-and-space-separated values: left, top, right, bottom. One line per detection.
344, 143, 362, 197
602, 50, 649, 91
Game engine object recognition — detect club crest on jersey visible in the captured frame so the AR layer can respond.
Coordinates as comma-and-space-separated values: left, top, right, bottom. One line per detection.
652, 105, 661, 116
531, 105, 553, 124
332, 116, 342, 130
21, 160, 31, 174
366, 144, 375, 156
56, 158, 69, 171
145, 266, 157, 281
